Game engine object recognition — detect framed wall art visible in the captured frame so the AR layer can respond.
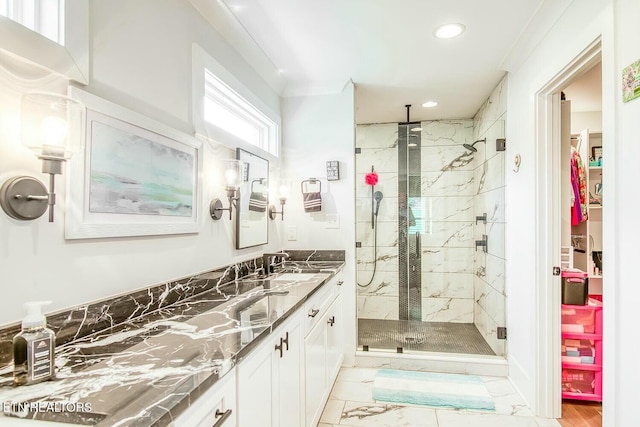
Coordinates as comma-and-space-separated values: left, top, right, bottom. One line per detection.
622, 59, 640, 103
65, 87, 203, 239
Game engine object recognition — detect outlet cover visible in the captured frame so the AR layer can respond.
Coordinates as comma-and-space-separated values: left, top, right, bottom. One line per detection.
325, 213, 339, 229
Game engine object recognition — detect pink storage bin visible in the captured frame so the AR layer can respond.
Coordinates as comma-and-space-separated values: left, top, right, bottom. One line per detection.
562, 368, 595, 394
561, 299, 602, 334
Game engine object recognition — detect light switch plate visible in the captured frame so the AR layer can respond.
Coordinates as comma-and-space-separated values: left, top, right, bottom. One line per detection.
287, 226, 297, 241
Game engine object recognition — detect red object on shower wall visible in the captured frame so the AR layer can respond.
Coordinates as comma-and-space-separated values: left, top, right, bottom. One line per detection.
365, 171, 378, 186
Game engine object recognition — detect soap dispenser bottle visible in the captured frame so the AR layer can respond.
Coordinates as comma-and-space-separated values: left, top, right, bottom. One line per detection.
13, 301, 56, 386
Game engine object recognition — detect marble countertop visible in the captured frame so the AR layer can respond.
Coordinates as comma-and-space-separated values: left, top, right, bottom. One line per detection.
0, 261, 344, 426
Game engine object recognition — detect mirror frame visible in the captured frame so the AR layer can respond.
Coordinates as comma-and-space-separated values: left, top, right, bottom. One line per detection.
235, 148, 269, 249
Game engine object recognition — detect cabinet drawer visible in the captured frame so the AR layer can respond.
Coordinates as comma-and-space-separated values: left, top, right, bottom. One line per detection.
303, 279, 337, 335
172, 368, 236, 427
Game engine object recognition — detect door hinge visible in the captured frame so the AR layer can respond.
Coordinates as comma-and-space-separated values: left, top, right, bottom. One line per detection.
356, 241, 362, 248
355, 148, 361, 154
553, 266, 561, 276
497, 327, 507, 340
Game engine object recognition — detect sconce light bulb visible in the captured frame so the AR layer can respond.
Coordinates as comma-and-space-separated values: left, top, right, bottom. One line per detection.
42, 116, 67, 143
224, 169, 238, 188
278, 182, 290, 199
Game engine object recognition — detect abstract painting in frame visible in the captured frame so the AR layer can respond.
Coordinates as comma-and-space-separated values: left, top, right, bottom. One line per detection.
65, 87, 202, 239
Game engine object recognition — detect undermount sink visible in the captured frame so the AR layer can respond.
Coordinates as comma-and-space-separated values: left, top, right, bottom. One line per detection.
272, 273, 317, 282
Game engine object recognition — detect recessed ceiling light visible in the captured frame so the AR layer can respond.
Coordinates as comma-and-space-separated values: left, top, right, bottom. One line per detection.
410, 127, 422, 132
434, 23, 465, 39
422, 101, 438, 108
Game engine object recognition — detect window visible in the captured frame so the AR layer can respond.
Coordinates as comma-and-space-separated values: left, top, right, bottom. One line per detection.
0, 0, 64, 44
204, 69, 279, 156
0, 0, 88, 84
192, 44, 281, 158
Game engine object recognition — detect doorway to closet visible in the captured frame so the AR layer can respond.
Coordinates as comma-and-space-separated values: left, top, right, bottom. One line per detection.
557, 59, 603, 426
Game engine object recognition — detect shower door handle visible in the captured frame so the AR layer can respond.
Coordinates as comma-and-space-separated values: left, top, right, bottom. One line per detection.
415, 232, 421, 259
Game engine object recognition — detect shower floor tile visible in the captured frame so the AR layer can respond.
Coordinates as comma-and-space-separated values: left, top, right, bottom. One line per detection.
358, 318, 496, 355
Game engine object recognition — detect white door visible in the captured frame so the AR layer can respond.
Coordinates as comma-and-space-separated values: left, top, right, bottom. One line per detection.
273, 312, 304, 427
304, 318, 327, 427
325, 294, 343, 383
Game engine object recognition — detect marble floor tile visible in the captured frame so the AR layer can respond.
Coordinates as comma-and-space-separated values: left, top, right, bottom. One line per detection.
321, 367, 560, 427
435, 410, 539, 427
329, 378, 375, 403
340, 401, 439, 427
336, 367, 379, 383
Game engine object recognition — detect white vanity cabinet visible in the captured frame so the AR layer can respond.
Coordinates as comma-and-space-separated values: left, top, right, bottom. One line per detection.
304, 273, 344, 427
171, 366, 236, 427
236, 271, 344, 427
236, 310, 304, 427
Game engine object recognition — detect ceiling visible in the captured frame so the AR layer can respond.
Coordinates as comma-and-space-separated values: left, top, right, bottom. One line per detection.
208, 0, 548, 123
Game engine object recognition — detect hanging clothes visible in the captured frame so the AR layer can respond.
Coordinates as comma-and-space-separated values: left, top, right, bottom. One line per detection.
570, 147, 588, 225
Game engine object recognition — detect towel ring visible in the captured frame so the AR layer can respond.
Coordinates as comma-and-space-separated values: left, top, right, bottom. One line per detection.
301, 178, 322, 194
251, 178, 267, 193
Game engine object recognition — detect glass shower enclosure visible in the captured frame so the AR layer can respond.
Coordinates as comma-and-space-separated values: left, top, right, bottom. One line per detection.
355, 119, 506, 357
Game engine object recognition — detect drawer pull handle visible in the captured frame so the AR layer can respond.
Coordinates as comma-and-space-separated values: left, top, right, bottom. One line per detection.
275, 338, 283, 358
308, 309, 320, 318
282, 331, 289, 351
328, 316, 335, 327
337, 280, 343, 286
213, 409, 232, 427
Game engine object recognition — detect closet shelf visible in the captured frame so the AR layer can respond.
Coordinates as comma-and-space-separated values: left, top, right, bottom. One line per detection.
588, 205, 602, 209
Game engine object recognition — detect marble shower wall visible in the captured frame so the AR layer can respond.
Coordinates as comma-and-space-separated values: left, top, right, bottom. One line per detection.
419, 120, 475, 322
472, 76, 508, 356
355, 121, 477, 322
356, 124, 400, 319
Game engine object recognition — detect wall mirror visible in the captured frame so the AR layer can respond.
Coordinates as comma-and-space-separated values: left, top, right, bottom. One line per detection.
236, 148, 269, 249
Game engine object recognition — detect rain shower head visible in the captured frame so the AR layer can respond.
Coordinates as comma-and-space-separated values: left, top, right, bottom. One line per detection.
463, 138, 486, 152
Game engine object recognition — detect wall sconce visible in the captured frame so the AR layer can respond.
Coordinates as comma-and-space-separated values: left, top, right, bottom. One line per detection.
0, 92, 84, 222
210, 159, 244, 220
268, 180, 289, 221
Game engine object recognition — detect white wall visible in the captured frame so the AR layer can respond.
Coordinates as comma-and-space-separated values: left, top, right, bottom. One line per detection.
280, 83, 356, 363
503, 0, 618, 419
0, 0, 284, 326
611, 1, 639, 426
571, 111, 603, 134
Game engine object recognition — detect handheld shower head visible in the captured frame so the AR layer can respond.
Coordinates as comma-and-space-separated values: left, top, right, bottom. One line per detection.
463, 138, 487, 152
374, 191, 383, 216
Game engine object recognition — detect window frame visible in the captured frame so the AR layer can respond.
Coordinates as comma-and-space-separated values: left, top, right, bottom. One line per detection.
191, 43, 281, 161
0, 0, 89, 84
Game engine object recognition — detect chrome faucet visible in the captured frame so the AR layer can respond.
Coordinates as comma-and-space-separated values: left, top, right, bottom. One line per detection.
262, 251, 290, 274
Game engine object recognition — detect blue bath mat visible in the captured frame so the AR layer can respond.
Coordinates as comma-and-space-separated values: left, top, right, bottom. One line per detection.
372, 369, 495, 411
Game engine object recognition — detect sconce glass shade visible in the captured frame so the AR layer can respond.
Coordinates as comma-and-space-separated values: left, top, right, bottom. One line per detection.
269, 179, 289, 221
21, 92, 85, 160
224, 159, 245, 190
278, 180, 290, 201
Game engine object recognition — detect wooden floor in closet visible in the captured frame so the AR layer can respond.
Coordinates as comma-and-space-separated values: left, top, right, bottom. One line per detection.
558, 400, 602, 427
